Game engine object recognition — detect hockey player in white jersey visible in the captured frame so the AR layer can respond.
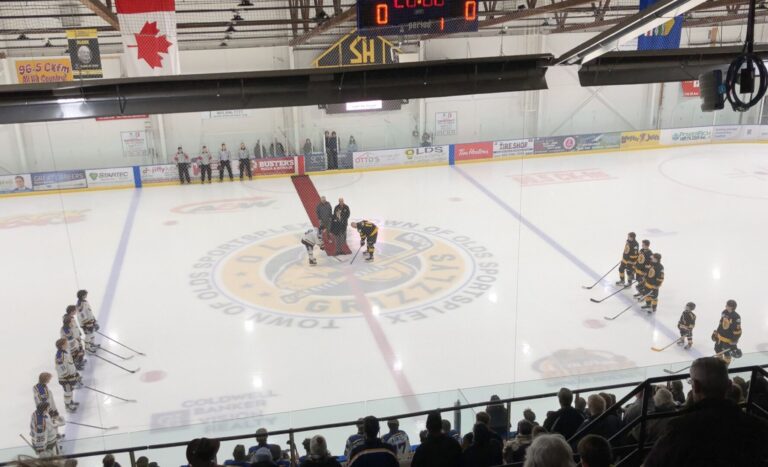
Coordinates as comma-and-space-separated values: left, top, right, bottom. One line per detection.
34, 372, 64, 427
55, 338, 81, 413
301, 228, 322, 266
61, 314, 86, 371
76, 289, 99, 353
382, 419, 411, 460
30, 402, 59, 457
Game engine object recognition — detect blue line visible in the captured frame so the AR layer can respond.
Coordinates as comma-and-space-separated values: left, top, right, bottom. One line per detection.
65, 189, 143, 447
453, 166, 703, 358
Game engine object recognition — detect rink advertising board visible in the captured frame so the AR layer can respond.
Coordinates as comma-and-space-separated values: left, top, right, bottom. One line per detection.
353, 145, 449, 169
711, 125, 760, 141
85, 167, 135, 187
620, 130, 660, 150
454, 142, 493, 161
493, 138, 534, 157
252, 157, 296, 176
304, 152, 328, 172
32, 170, 87, 191
0, 174, 33, 194
140, 164, 179, 183
15, 58, 73, 84
576, 133, 621, 151
337, 151, 354, 169
661, 126, 712, 145
534, 135, 578, 154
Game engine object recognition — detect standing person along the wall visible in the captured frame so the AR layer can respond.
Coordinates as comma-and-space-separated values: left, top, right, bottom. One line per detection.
238, 143, 252, 181
254, 139, 265, 159
275, 140, 286, 157
218, 143, 234, 182
347, 136, 358, 156
198, 146, 213, 184
174, 146, 191, 184
303, 138, 313, 157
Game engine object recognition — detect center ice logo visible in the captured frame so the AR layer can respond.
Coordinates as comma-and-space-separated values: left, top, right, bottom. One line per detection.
188, 222, 498, 329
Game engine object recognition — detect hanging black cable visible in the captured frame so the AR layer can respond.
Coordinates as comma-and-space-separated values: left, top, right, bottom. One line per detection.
724, 0, 767, 111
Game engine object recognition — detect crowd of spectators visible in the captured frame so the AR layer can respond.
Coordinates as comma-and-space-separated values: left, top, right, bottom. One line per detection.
13, 358, 768, 467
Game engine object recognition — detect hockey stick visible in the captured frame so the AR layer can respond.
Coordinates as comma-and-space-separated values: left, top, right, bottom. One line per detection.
663, 349, 730, 374
582, 262, 620, 289
590, 282, 634, 303
651, 337, 683, 352
604, 292, 652, 320
96, 331, 146, 356
19, 434, 34, 449
67, 421, 119, 431
350, 244, 364, 264
96, 346, 133, 361
91, 354, 140, 374
84, 385, 137, 403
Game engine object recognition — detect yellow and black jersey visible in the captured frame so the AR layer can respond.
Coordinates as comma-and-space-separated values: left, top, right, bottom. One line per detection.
622, 239, 639, 263
716, 310, 742, 344
356, 220, 378, 240
634, 248, 653, 273
644, 262, 664, 288
678, 310, 696, 330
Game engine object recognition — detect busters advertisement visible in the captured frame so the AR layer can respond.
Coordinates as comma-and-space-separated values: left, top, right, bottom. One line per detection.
353, 145, 449, 169
252, 157, 296, 176
493, 138, 534, 157
32, 170, 87, 191
534, 135, 577, 154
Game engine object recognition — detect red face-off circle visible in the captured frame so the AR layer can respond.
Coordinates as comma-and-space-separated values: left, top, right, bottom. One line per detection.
140, 370, 167, 383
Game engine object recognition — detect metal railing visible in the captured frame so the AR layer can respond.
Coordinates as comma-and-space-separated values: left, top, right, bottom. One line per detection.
4, 364, 767, 467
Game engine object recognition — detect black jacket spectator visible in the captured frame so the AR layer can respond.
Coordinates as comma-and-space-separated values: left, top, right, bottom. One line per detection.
543, 388, 585, 440
645, 357, 768, 467
461, 423, 503, 467
412, 412, 462, 467
571, 395, 621, 447
316, 197, 333, 231
485, 395, 510, 438
348, 416, 399, 467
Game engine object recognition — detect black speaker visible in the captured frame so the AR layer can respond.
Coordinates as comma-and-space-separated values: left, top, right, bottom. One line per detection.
699, 70, 725, 112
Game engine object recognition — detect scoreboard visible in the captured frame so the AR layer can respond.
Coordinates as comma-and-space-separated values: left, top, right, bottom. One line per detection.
356, 0, 479, 35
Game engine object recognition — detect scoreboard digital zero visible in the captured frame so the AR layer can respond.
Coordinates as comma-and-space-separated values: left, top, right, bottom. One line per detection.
356, 0, 479, 35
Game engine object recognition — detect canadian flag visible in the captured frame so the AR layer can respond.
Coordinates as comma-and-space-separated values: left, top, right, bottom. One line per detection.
116, 0, 180, 77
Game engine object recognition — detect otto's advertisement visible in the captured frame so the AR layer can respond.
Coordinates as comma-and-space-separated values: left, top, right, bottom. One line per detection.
353, 145, 449, 169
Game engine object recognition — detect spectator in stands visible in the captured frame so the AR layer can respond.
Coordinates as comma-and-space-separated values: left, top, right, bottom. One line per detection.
344, 418, 365, 459
748, 375, 768, 420
275, 140, 286, 157
485, 395, 510, 439
381, 419, 411, 459
571, 395, 621, 447
102, 454, 121, 467
474, 411, 503, 445
316, 196, 333, 238
64, 460, 78, 467
303, 139, 313, 157
461, 423, 503, 467
251, 448, 276, 467
544, 388, 586, 440
420, 132, 432, 147
300, 435, 340, 467
419, 430, 428, 444
523, 434, 575, 467
331, 198, 350, 253
575, 395, 587, 417
669, 380, 686, 406
442, 419, 461, 444
577, 435, 612, 467
255, 139, 266, 159
629, 387, 677, 444
325, 131, 339, 170
135, 457, 149, 467
523, 408, 539, 427
461, 433, 473, 451
186, 438, 223, 467
532, 425, 548, 438
732, 376, 748, 396
249, 428, 282, 462
347, 136, 358, 156
623, 389, 654, 426
411, 411, 462, 467
727, 383, 744, 405
644, 357, 768, 466
503, 420, 533, 464
224, 445, 250, 467
347, 416, 399, 467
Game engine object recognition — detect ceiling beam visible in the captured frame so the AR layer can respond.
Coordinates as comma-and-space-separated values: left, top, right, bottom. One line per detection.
479, 0, 597, 28
78, 0, 120, 30
289, 6, 355, 47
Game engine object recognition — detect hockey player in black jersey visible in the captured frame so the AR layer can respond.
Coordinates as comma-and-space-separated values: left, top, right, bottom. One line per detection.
351, 221, 378, 262
677, 302, 696, 349
633, 239, 652, 296
616, 232, 639, 286
640, 253, 664, 313
712, 299, 742, 366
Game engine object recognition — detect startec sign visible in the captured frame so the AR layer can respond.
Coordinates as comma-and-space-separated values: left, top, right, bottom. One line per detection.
454, 142, 493, 162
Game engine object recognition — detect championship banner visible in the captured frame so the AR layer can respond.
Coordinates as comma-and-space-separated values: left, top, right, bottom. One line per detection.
637, 0, 682, 51
15, 58, 73, 84
116, 0, 180, 77
67, 29, 103, 78
620, 130, 660, 150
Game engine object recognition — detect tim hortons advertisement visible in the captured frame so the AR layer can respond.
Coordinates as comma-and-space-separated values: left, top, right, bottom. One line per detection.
493, 138, 534, 157
454, 142, 493, 161
661, 127, 713, 145
353, 145, 449, 169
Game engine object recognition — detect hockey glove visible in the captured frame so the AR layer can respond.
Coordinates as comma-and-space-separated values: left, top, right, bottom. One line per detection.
711, 331, 718, 342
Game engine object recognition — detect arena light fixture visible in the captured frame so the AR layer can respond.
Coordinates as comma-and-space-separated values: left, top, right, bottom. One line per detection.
238, 0, 253, 6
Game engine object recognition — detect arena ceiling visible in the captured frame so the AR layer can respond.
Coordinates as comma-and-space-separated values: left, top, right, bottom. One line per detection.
0, 0, 761, 56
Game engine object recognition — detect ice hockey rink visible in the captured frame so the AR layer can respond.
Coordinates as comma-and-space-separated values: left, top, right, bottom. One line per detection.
2, 143, 768, 459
